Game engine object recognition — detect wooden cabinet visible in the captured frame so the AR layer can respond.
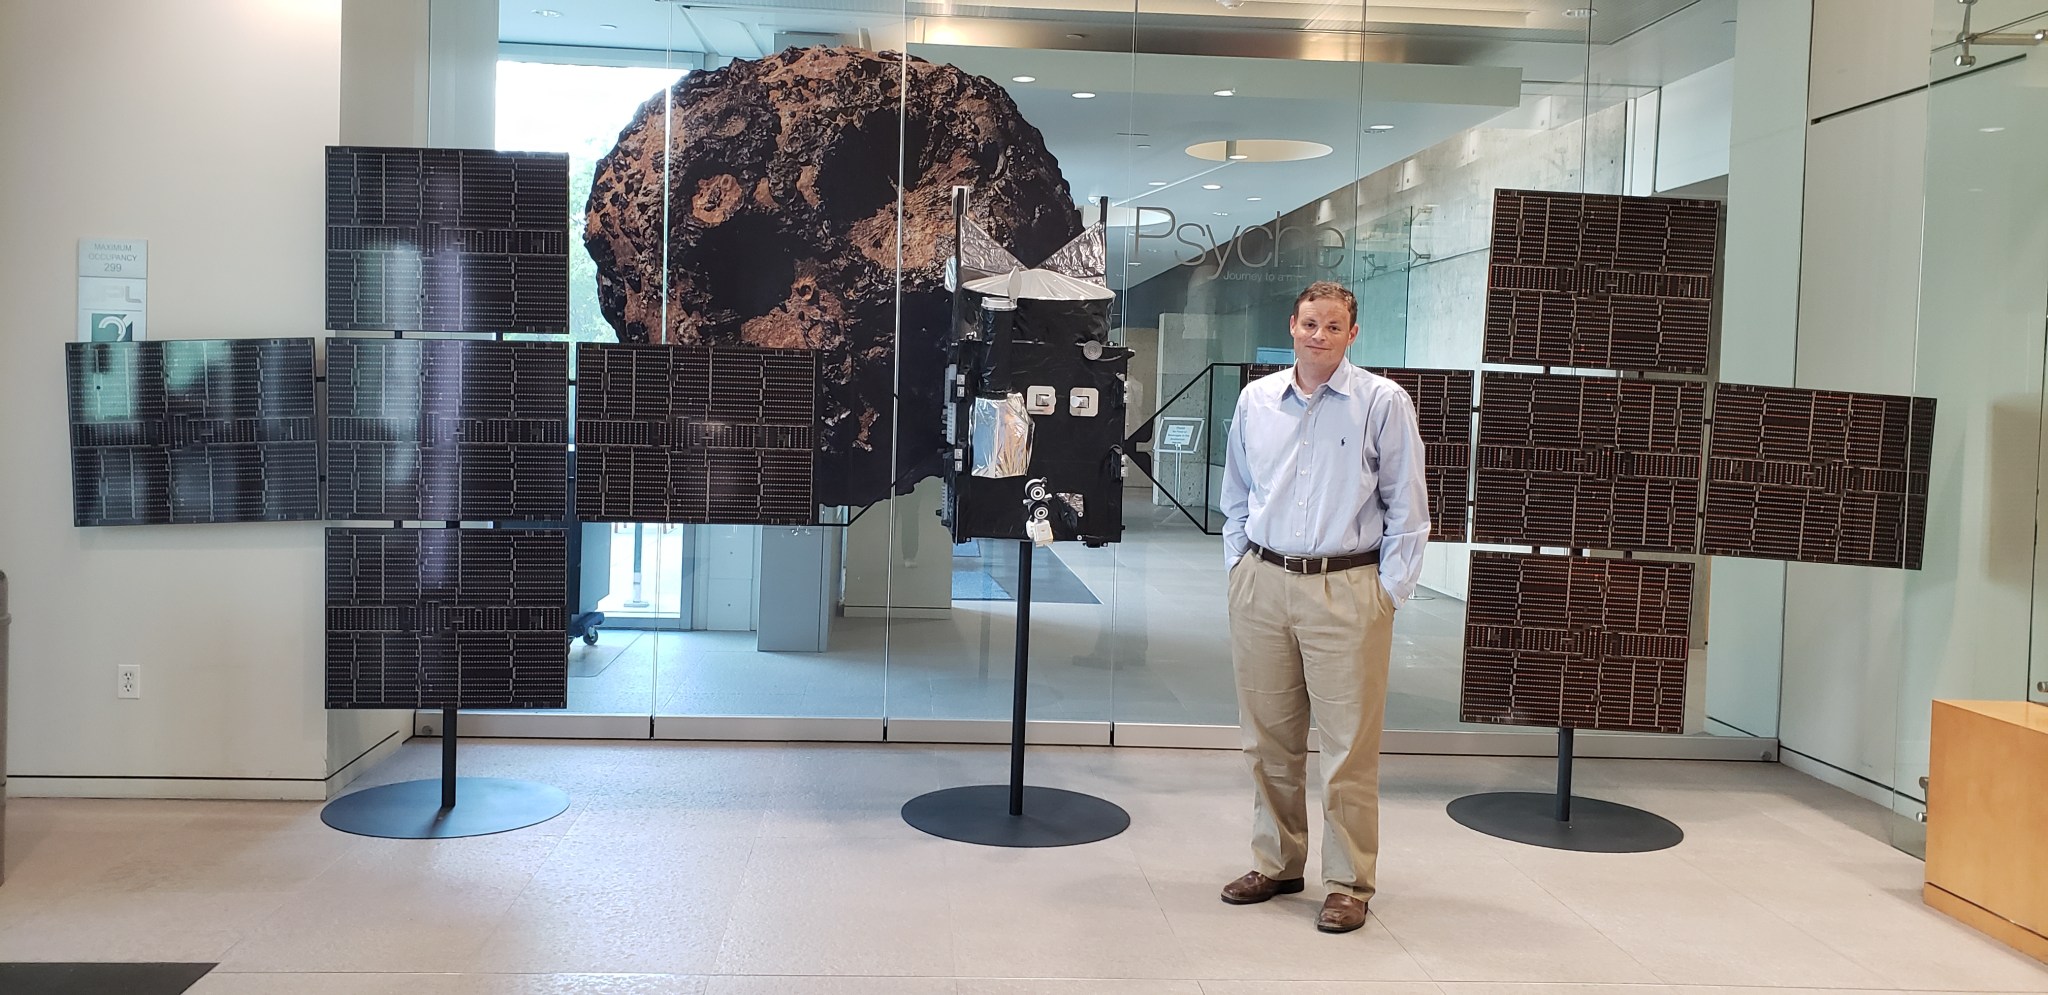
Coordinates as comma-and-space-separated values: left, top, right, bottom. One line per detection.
1924, 699, 2048, 962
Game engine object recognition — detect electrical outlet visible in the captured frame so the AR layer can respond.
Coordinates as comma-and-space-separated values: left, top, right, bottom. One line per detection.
118, 664, 141, 699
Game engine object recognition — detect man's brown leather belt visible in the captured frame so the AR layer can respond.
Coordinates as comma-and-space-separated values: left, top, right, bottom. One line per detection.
1248, 542, 1381, 575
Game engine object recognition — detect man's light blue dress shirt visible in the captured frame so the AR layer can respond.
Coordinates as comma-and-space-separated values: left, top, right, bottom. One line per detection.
1221, 360, 1432, 607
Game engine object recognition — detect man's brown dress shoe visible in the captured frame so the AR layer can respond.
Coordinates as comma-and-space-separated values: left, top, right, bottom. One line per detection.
1317, 893, 1368, 933
1219, 871, 1306, 905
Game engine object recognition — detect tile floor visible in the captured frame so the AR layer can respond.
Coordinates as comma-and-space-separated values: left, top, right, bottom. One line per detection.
1, 739, 2042, 994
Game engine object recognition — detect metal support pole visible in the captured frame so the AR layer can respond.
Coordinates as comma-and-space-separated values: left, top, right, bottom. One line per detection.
1009, 540, 1034, 816
1555, 727, 1574, 823
624, 523, 650, 608
442, 708, 458, 810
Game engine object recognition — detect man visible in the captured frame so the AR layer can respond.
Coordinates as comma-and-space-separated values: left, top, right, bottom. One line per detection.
1217, 281, 1430, 934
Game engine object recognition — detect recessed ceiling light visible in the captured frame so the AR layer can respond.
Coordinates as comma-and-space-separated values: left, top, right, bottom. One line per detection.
534, 8, 561, 15
1072, 91, 1097, 99
1214, 89, 1237, 97
1202, 183, 1222, 190
1148, 181, 1168, 186
599, 22, 618, 29
1247, 196, 1263, 202
1368, 123, 1395, 131
1186, 139, 1333, 163
1981, 126, 2007, 133
1012, 75, 1037, 83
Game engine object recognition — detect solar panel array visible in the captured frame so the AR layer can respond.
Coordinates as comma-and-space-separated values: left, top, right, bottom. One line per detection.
1485, 189, 1721, 374
1473, 373, 1706, 554
66, 339, 319, 527
326, 147, 570, 334
325, 528, 568, 709
576, 343, 820, 525
326, 338, 569, 522
1461, 552, 1693, 735
1704, 383, 1935, 569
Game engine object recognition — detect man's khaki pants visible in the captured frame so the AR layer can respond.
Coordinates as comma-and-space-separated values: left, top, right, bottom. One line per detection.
1227, 554, 1395, 902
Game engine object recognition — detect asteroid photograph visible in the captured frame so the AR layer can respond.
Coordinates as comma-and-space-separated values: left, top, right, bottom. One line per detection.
585, 46, 1082, 508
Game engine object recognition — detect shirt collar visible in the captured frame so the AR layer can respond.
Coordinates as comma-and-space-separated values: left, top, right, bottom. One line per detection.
1285, 359, 1358, 401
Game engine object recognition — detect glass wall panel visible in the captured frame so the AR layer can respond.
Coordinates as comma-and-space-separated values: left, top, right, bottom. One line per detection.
1893, 6, 2048, 851
479, 0, 1773, 748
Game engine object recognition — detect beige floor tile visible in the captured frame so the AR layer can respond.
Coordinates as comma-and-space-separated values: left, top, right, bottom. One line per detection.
1199, 984, 1444, 995
1499, 847, 1892, 988
944, 838, 1192, 980
714, 836, 958, 977
957, 981, 1204, 995
0, 889, 287, 962
1680, 846, 2048, 991
189, 973, 710, 995
1369, 851, 1661, 984
470, 835, 752, 975
707, 977, 958, 995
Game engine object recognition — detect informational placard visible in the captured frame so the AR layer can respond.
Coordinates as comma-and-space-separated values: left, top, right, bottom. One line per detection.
77, 238, 147, 342
1156, 417, 1203, 454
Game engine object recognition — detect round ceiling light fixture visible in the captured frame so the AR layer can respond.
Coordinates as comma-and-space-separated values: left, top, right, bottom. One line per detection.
1247, 196, 1263, 202
1214, 88, 1237, 97
1012, 75, 1037, 83
1202, 183, 1223, 190
1072, 91, 1097, 99
1148, 181, 1168, 186
1367, 123, 1396, 132
1186, 139, 1334, 163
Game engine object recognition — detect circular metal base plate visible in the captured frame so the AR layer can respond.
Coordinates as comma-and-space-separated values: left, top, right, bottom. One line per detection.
903, 784, 1130, 847
1447, 791, 1683, 853
322, 777, 569, 840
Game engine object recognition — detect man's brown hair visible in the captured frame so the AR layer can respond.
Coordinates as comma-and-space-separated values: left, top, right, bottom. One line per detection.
1293, 281, 1357, 327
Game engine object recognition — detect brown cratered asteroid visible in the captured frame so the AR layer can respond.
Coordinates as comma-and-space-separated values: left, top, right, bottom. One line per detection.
585, 46, 1083, 508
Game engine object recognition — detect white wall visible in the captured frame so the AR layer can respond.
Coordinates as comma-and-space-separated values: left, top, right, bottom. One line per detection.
1702, 0, 1813, 740
1654, 60, 1734, 193
0, 0, 368, 799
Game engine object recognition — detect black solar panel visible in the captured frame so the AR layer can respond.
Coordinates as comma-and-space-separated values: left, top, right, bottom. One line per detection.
576, 343, 819, 525
1704, 382, 1934, 569
1473, 372, 1706, 554
325, 527, 567, 709
326, 147, 570, 334
1484, 189, 1721, 375
325, 338, 569, 522
66, 339, 319, 526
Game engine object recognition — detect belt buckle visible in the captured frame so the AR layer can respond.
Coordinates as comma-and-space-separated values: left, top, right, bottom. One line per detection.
1284, 555, 1306, 573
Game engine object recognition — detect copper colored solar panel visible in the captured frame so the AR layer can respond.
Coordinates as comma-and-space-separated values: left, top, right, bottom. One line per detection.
576, 343, 819, 525
1485, 189, 1721, 374
1704, 383, 1934, 569
1473, 372, 1705, 553
1370, 367, 1474, 541
325, 528, 567, 709
1460, 552, 1693, 734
